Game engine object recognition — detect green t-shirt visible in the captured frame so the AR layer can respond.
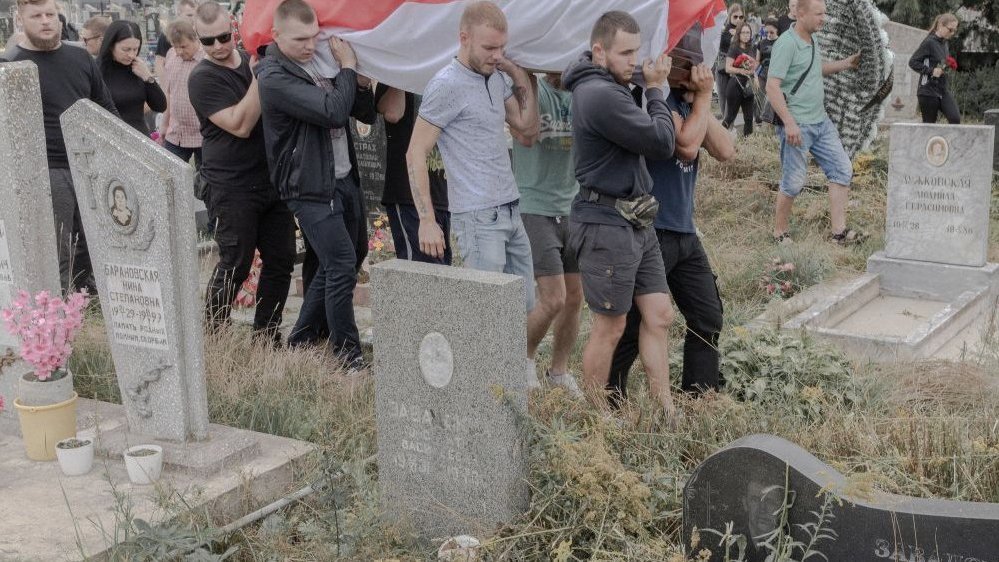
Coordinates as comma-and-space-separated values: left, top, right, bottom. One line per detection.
512, 78, 577, 216
767, 25, 827, 126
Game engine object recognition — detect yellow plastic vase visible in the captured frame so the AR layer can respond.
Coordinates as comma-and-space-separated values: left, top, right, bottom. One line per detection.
14, 393, 78, 461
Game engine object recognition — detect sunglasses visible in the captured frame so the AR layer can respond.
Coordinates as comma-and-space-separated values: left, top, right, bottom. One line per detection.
732, 15, 744, 19
198, 31, 232, 46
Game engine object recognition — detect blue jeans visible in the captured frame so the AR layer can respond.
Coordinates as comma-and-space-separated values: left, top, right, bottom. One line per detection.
286, 177, 367, 362
452, 201, 535, 311
776, 117, 853, 198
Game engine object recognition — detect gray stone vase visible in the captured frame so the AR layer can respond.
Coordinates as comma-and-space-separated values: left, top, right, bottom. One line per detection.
18, 368, 74, 406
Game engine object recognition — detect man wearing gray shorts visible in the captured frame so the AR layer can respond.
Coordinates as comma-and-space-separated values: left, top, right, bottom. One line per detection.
406, 0, 538, 311
512, 72, 583, 395
563, 11, 679, 416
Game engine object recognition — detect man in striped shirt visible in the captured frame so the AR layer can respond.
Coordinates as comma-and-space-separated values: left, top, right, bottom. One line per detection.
159, 19, 204, 167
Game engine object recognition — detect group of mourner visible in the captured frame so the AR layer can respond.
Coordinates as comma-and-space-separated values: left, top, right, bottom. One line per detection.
7, 0, 882, 417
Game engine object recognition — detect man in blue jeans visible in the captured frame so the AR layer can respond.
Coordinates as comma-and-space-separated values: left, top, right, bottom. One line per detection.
256, 0, 375, 369
405, 2, 540, 381
766, 0, 859, 244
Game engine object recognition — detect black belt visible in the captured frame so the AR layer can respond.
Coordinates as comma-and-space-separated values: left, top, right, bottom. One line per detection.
579, 186, 620, 207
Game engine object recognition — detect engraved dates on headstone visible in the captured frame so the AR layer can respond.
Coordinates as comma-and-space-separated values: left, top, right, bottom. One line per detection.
372, 259, 529, 540
62, 99, 208, 442
885, 124, 995, 267
351, 116, 387, 214
683, 435, 999, 562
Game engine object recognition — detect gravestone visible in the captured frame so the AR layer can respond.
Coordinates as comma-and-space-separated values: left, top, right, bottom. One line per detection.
372, 259, 528, 539
684, 434, 999, 562
0, 62, 62, 419
884, 123, 994, 267
883, 21, 926, 122
986, 109, 998, 172
62, 99, 257, 471
350, 116, 387, 215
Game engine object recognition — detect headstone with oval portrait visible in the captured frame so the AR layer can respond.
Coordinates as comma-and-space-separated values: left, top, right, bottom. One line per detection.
371, 258, 528, 539
350, 115, 387, 215
884, 123, 994, 267
61, 99, 210, 443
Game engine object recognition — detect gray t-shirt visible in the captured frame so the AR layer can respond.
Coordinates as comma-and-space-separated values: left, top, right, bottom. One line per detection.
419, 59, 518, 213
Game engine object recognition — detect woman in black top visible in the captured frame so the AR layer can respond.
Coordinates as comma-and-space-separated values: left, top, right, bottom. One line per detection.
908, 13, 960, 124
722, 22, 757, 136
716, 3, 744, 118
98, 20, 166, 135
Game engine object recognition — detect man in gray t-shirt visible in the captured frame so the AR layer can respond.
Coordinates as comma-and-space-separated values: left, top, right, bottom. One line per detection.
406, 1, 538, 295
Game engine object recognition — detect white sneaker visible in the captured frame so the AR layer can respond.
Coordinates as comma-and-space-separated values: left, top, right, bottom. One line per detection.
526, 359, 541, 390
547, 370, 584, 398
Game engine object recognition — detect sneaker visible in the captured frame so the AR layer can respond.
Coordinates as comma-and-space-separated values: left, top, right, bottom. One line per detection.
526, 359, 541, 390
344, 356, 369, 378
546, 370, 584, 398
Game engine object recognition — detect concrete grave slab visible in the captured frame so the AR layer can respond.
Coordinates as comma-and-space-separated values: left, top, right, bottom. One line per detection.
371, 259, 529, 540
684, 434, 999, 562
0, 398, 314, 561
0, 62, 63, 420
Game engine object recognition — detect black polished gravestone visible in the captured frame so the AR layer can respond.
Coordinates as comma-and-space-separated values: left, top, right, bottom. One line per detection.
986, 109, 998, 172
350, 115, 387, 215
684, 435, 999, 562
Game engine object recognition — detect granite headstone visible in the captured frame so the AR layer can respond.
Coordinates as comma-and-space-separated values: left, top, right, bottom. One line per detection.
885, 123, 994, 267
0, 62, 63, 419
61, 99, 209, 442
986, 109, 998, 172
372, 259, 529, 540
883, 21, 926, 121
350, 115, 387, 215
684, 434, 999, 562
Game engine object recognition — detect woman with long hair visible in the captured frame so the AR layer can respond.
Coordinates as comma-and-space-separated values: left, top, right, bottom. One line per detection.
722, 21, 757, 136
908, 13, 960, 124
98, 20, 167, 134
717, 3, 745, 118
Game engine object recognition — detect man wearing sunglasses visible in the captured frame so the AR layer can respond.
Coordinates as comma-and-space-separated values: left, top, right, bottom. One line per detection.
79, 15, 109, 57
256, 0, 376, 372
189, 0, 296, 344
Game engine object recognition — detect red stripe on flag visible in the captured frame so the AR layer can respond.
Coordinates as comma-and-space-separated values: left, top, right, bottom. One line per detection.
665, 0, 726, 51
241, 0, 453, 54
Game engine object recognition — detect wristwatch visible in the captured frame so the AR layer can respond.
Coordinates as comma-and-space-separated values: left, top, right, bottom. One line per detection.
145, 76, 157, 84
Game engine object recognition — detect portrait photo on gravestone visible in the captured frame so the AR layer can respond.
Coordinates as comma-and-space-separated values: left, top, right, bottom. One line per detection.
2, 1, 999, 559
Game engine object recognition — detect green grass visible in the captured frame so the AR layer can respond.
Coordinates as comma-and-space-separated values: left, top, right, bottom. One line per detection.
66, 131, 999, 561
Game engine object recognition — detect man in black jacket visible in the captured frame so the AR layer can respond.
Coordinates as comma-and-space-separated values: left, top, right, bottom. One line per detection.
563, 11, 678, 417
256, 0, 375, 369
190, 1, 296, 342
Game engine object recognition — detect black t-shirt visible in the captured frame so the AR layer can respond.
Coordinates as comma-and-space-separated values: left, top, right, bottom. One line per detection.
757, 38, 776, 77
188, 50, 270, 187
102, 61, 167, 134
727, 43, 755, 86
777, 15, 794, 35
374, 83, 448, 209
9, 43, 118, 168
155, 34, 171, 57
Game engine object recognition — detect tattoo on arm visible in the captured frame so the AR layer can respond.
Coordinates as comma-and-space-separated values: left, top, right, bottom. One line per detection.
408, 162, 430, 217
513, 85, 528, 111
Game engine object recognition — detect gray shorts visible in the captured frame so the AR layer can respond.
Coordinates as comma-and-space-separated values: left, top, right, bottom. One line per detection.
569, 222, 668, 316
522, 213, 578, 277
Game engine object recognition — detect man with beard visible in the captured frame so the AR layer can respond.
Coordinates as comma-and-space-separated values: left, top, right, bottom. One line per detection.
406, 1, 540, 382
189, 0, 295, 343
561, 11, 677, 416
8, 0, 117, 293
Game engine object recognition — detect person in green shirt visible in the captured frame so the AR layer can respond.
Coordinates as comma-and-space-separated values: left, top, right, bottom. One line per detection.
765, 0, 861, 244
512, 73, 583, 396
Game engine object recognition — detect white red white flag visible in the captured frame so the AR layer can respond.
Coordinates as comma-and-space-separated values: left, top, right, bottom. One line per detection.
242, 0, 726, 93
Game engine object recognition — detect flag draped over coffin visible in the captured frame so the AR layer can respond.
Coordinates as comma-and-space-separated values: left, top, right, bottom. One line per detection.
241, 0, 727, 94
